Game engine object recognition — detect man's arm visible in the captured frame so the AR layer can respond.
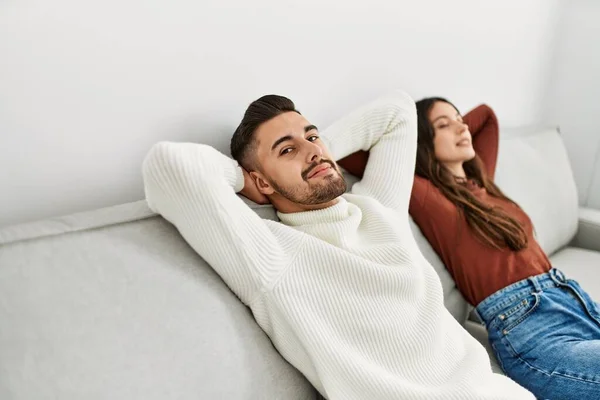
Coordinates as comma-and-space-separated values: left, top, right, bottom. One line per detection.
322, 91, 418, 213
463, 104, 499, 180
142, 142, 286, 305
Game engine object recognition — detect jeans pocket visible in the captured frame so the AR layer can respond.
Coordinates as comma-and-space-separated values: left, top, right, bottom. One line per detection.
493, 293, 542, 357
493, 292, 541, 335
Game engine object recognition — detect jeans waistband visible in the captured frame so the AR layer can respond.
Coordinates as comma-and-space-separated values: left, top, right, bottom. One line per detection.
474, 268, 567, 323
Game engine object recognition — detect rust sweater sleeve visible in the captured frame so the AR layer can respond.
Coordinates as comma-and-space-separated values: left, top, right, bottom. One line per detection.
337, 150, 369, 179
463, 104, 499, 180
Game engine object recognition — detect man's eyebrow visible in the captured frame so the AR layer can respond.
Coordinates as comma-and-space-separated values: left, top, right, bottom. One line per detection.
305, 124, 318, 133
271, 135, 293, 151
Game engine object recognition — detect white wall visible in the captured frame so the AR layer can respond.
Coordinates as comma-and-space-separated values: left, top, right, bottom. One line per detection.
0, 0, 560, 226
543, 0, 600, 208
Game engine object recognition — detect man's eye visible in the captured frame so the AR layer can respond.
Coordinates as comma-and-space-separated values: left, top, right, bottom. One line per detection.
280, 148, 293, 156
308, 135, 319, 142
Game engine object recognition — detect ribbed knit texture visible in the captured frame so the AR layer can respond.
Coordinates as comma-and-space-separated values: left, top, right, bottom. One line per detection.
142, 91, 534, 400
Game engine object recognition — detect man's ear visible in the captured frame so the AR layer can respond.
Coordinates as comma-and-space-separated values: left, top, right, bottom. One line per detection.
249, 171, 275, 196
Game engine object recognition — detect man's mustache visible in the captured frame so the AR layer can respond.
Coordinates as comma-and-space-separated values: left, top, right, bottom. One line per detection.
302, 159, 337, 181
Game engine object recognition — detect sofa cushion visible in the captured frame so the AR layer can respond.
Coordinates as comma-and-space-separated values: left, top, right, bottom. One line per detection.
0, 203, 317, 400
494, 127, 579, 256
572, 207, 600, 253
549, 247, 600, 301
586, 157, 600, 209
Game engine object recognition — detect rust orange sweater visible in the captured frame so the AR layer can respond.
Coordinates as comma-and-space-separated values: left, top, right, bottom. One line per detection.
338, 104, 552, 306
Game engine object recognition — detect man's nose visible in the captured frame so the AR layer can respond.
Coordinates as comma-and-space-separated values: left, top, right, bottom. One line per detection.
306, 142, 323, 164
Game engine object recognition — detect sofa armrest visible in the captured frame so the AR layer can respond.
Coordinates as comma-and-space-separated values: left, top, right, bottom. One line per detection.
572, 207, 600, 252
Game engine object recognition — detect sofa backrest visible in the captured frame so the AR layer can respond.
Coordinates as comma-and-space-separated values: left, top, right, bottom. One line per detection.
494, 126, 579, 256
0, 204, 317, 400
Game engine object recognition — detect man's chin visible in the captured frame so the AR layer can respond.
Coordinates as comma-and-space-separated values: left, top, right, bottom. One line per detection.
320, 173, 345, 186
320, 179, 347, 200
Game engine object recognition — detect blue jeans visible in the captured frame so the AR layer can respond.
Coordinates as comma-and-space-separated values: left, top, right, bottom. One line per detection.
475, 269, 600, 400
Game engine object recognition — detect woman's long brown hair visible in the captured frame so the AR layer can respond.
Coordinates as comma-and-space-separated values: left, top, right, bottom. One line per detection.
415, 97, 528, 251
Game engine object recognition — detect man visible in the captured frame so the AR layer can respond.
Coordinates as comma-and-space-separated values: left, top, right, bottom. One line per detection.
142, 91, 534, 399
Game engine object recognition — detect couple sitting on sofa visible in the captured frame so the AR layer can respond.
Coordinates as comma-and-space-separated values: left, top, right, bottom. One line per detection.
142, 90, 600, 400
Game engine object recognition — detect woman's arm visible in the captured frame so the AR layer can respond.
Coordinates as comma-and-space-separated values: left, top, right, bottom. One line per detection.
337, 150, 369, 179
463, 104, 499, 180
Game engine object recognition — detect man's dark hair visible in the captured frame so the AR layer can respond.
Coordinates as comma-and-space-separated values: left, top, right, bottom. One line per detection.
230, 94, 299, 171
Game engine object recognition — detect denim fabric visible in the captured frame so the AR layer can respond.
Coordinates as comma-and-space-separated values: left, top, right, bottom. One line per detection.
475, 269, 600, 400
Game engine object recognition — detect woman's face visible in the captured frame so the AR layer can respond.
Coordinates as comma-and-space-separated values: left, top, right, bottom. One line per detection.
429, 101, 476, 166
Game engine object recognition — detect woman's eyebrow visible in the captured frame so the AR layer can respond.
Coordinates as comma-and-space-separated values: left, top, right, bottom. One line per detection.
431, 115, 449, 123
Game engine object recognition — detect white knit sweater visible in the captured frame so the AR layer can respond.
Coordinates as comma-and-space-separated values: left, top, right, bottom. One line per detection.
142, 91, 534, 400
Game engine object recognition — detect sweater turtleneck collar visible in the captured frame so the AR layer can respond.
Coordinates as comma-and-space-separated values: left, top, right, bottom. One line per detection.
277, 197, 349, 227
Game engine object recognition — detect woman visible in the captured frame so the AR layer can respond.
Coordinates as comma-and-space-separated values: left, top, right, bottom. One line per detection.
337, 98, 600, 400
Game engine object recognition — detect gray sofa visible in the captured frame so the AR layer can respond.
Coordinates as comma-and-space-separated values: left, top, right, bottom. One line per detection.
1, 126, 599, 399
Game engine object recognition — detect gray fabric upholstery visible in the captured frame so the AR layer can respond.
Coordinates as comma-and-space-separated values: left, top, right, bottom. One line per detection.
0, 200, 154, 245
494, 127, 579, 256
550, 247, 600, 300
572, 207, 600, 253
0, 209, 317, 400
587, 157, 600, 210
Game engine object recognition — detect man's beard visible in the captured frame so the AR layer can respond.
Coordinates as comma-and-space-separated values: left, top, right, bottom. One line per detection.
270, 160, 347, 205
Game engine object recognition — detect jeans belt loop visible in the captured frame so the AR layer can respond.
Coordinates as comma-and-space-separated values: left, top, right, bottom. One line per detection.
550, 268, 566, 285
529, 275, 543, 293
